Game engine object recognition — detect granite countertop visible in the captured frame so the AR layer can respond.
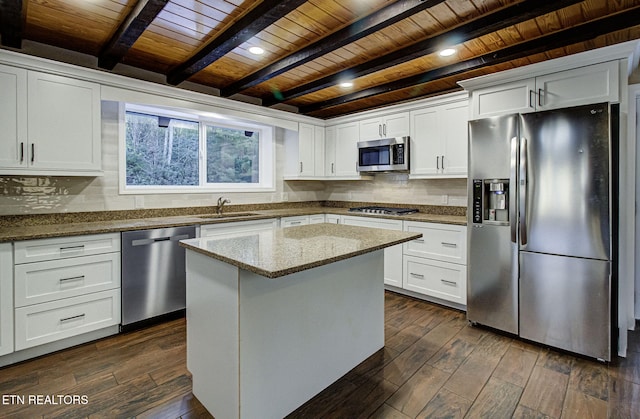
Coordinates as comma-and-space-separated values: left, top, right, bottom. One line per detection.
179, 223, 422, 278
0, 205, 466, 242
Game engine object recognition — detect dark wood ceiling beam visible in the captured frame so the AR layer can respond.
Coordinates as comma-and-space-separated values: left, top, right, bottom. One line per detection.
299, 6, 640, 115
220, 0, 447, 97
263, 0, 585, 107
0, 0, 26, 48
166, 0, 307, 86
98, 0, 169, 70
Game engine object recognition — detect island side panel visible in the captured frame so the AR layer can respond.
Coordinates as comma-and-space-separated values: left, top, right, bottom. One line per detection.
238, 250, 385, 419
185, 250, 240, 419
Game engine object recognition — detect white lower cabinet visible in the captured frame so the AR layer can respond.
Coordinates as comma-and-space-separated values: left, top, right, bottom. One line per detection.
325, 214, 341, 224
0, 243, 13, 357
12, 233, 121, 351
200, 219, 278, 237
281, 215, 310, 228
309, 214, 326, 224
404, 256, 466, 305
402, 222, 467, 307
341, 215, 403, 288
15, 289, 120, 351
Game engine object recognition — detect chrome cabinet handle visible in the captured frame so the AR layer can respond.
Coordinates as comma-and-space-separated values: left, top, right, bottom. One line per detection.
31, 143, 35, 163
436, 156, 439, 170
441, 279, 457, 286
289, 221, 302, 225
441, 155, 445, 170
441, 242, 457, 248
410, 272, 424, 279
378, 124, 382, 137
299, 162, 303, 173
20, 142, 24, 162
60, 313, 85, 323
538, 88, 543, 107
529, 90, 535, 108
383, 123, 387, 136
60, 245, 85, 252
331, 163, 334, 174
59, 275, 84, 283
414, 238, 425, 243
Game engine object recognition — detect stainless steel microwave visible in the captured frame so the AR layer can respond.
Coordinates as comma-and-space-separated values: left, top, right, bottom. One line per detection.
357, 136, 409, 172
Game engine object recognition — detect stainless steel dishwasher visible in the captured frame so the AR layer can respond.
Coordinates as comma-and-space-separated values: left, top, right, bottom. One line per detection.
121, 225, 196, 331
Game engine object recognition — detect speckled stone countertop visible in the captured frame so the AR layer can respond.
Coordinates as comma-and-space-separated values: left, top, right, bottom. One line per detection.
0, 202, 466, 242
179, 223, 422, 278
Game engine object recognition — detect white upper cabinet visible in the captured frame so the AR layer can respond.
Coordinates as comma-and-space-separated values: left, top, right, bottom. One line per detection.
470, 61, 619, 119
409, 97, 469, 178
331, 122, 360, 177
0, 64, 27, 170
0, 67, 102, 175
285, 122, 325, 179
359, 112, 409, 140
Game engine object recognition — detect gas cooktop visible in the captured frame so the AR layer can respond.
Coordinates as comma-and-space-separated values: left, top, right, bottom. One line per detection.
348, 206, 419, 216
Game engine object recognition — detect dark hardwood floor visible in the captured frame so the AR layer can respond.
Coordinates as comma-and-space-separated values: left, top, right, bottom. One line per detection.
1, 291, 639, 418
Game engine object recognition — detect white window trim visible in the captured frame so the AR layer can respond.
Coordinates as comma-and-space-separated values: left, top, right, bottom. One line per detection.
118, 103, 275, 194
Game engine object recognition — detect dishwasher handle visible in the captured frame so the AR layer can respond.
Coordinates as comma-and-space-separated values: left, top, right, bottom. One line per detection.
131, 234, 191, 246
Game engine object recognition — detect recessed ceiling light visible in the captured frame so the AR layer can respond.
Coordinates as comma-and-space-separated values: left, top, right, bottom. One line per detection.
439, 48, 456, 57
249, 46, 265, 55
339, 82, 353, 88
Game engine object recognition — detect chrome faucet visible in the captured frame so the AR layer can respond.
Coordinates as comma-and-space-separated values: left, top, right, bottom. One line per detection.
216, 196, 231, 215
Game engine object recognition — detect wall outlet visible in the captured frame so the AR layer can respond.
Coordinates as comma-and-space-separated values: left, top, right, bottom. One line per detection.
134, 196, 145, 209
282, 193, 289, 202
442, 195, 448, 205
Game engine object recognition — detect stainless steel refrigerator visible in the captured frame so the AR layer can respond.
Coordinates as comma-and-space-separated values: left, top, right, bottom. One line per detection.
467, 102, 616, 361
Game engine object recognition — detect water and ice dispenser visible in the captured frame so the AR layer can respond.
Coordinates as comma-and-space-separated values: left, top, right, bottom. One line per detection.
472, 179, 509, 224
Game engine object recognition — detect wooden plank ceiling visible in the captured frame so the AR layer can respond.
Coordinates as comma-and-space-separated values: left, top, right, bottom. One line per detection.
1, 0, 639, 119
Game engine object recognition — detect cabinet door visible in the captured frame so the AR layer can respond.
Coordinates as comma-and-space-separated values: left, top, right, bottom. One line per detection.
409, 108, 441, 176
536, 61, 619, 111
471, 78, 536, 119
297, 123, 315, 176
0, 243, 13, 356
27, 72, 101, 172
313, 125, 325, 177
334, 122, 359, 176
383, 112, 410, 138
441, 101, 469, 176
0, 64, 27, 169
359, 117, 383, 140
325, 126, 336, 176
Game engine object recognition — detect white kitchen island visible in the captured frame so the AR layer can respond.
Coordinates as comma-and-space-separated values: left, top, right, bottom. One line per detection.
179, 223, 421, 419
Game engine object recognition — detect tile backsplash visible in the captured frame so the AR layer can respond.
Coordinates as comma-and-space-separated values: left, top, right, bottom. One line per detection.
0, 101, 467, 216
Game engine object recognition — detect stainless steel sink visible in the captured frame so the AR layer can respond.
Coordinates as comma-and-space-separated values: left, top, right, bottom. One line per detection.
196, 212, 258, 219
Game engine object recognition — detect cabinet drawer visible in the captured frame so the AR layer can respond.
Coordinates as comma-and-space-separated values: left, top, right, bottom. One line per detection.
309, 214, 326, 224
15, 253, 120, 307
14, 233, 121, 264
200, 219, 277, 238
403, 222, 466, 264
403, 256, 466, 304
281, 216, 310, 228
14, 289, 121, 351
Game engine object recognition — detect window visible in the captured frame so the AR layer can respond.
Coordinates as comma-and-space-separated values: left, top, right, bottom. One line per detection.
120, 104, 274, 193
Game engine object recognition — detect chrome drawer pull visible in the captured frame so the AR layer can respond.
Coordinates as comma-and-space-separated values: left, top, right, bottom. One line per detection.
59, 275, 85, 283
60, 313, 85, 323
290, 221, 301, 225
441, 242, 457, 248
60, 245, 85, 252
414, 238, 425, 243
440, 279, 457, 286
410, 272, 424, 279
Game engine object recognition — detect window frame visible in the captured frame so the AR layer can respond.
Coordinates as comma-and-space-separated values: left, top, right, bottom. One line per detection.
118, 103, 275, 194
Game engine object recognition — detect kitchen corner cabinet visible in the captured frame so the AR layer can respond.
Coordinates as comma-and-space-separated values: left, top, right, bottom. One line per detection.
359, 112, 409, 140
0, 65, 102, 176
410, 99, 468, 178
0, 243, 13, 357
470, 61, 619, 119
402, 222, 467, 306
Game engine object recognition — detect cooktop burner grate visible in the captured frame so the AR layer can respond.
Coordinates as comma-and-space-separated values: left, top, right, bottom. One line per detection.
348, 206, 419, 215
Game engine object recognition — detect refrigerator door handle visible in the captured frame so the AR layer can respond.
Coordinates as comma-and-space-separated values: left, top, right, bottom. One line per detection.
519, 137, 528, 246
510, 136, 518, 243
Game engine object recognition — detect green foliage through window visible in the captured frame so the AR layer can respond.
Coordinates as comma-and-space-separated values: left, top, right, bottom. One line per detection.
206, 126, 259, 184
